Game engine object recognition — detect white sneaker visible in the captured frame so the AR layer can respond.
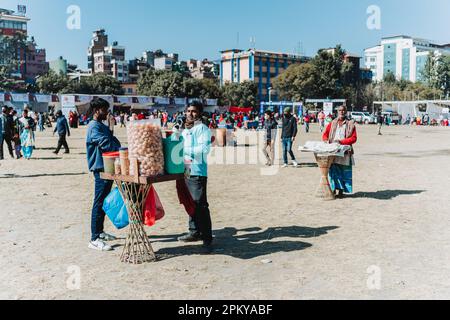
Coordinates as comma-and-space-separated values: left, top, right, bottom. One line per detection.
282, 164, 288, 168
99, 233, 117, 241
88, 239, 113, 251
292, 161, 299, 168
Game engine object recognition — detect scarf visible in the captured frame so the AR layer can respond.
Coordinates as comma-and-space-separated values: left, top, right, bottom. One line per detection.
328, 118, 356, 154
185, 117, 196, 130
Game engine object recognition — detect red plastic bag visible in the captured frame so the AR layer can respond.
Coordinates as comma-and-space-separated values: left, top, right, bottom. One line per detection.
176, 180, 195, 217
143, 186, 165, 227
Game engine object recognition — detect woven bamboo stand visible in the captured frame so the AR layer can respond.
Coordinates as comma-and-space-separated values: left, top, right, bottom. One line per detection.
314, 154, 336, 201
116, 181, 156, 264
101, 159, 184, 265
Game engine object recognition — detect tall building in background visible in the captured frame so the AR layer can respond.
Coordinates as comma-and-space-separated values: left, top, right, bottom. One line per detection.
24, 37, 49, 81
0, 7, 30, 77
92, 39, 128, 82
87, 29, 108, 73
188, 59, 219, 79
220, 49, 310, 102
142, 51, 155, 67
364, 35, 450, 83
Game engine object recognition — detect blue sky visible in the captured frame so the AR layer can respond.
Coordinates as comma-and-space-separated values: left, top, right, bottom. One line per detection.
2, 0, 450, 68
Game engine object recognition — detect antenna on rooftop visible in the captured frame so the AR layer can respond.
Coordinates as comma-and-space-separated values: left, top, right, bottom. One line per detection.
296, 41, 304, 56
250, 36, 256, 50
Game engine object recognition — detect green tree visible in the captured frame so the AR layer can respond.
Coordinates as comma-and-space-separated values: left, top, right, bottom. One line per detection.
183, 78, 222, 100
0, 32, 27, 75
82, 73, 124, 95
199, 78, 222, 100
383, 72, 397, 84
312, 44, 349, 98
222, 81, 257, 107
37, 70, 70, 94
273, 63, 317, 101
37, 71, 124, 95
137, 70, 185, 97
423, 54, 450, 96
183, 78, 203, 98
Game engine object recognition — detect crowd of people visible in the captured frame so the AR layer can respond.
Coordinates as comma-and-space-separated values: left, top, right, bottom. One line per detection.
0, 106, 38, 160
403, 113, 450, 127
0, 106, 74, 160
3, 103, 450, 163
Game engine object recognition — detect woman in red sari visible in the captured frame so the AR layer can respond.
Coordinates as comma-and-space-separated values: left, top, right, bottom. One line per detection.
322, 105, 357, 198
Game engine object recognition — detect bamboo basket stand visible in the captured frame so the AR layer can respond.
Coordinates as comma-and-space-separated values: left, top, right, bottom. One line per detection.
101, 158, 184, 264
314, 154, 336, 201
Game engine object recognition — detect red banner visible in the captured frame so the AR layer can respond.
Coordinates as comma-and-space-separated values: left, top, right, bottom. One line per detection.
229, 107, 253, 113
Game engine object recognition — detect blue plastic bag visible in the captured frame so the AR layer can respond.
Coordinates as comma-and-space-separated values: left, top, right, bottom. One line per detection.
103, 188, 129, 229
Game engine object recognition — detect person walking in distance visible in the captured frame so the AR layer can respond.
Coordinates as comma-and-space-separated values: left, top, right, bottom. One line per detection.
53, 111, 71, 155
377, 112, 384, 136
281, 107, 299, 168
318, 110, 326, 133
107, 111, 116, 134
1, 106, 15, 160
262, 110, 278, 166
303, 113, 311, 133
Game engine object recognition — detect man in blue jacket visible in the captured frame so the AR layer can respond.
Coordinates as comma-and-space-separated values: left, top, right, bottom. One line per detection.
53, 111, 71, 155
86, 98, 121, 251
178, 101, 214, 252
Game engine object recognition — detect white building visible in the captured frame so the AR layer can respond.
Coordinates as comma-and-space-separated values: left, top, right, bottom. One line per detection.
111, 59, 129, 83
93, 41, 127, 81
364, 35, 450, 82
154, 56, 175, 71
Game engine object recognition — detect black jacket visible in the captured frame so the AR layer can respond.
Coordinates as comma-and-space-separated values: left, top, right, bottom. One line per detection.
263, 119, 278, 141
282, 115, 298, 139
1, 114, 14, 137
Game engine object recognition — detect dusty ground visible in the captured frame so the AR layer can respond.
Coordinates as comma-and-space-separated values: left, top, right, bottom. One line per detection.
0, 123, 449, 300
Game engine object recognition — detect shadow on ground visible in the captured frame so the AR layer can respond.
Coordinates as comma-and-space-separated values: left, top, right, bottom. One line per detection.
151, 225, 339, 260
297, 163, 318, 168
0, 172, 88, 179
349, 190, 425, 200
29, 157, 61, 161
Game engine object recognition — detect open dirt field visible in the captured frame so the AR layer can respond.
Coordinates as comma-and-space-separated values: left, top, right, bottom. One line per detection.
1, 123, 449, 300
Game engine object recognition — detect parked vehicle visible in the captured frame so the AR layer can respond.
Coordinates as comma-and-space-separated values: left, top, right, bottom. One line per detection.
381, 112, 400, 125
350, 112, 376, 124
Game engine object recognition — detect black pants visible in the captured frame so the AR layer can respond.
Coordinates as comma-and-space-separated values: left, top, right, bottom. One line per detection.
186, 176, 213, 242
0, 135, 14, 159
55, 134, 69, 154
